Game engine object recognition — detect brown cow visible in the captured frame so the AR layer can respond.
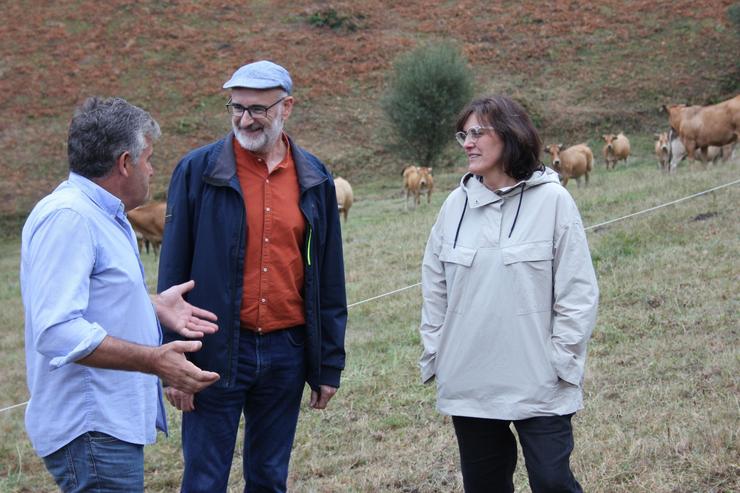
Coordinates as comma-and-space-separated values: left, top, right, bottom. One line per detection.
663, 95, 740, 164
334, 177, 353, 222
654, 132, 670, 172
666, 129, 736, 173
402, 165, 434, 210
602, 132, 631, 170
127, 201, 166, 257
544, 143, 593, 188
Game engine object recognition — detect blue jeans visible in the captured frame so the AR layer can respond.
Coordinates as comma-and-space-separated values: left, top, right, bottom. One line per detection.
452, 414, 582, 493
181, 326, 307, 493
42, 431, 144, 492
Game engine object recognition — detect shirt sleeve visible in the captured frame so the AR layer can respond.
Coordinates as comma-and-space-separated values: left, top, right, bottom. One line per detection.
551, 204, 599, 386
317, 177, 348, 388
25, 208, 107, 369
419, 207, 447, 384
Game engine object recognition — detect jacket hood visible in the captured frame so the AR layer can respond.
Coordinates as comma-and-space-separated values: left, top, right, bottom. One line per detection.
454, 167, 560, 244
459, 167, 560, 201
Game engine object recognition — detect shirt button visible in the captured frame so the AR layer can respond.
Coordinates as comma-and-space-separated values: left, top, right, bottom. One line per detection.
264, 237, 269, 242
263, 267, 268, 272
257, 327, 263, 334
261, 298, 266, 303
266, 179, 270, 183
265, 207, 271, 212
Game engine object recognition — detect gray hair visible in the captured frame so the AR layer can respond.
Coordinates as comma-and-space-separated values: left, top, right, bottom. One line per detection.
67, 96, 161, 178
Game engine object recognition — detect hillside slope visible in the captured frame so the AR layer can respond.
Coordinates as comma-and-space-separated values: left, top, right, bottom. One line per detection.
1, 0, 737, 215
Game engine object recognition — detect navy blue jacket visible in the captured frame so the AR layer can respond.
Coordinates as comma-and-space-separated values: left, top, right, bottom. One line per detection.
157, 132, 347, 390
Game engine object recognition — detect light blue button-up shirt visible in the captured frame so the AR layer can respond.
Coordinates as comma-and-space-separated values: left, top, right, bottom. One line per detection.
20, 172, 167, 457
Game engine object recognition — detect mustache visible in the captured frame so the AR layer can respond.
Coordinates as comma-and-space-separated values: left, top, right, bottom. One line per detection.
236, 122, 264, 132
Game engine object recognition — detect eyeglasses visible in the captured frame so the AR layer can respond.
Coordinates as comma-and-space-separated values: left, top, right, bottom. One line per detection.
226, 96, 287, 119
455, 125, 495, 146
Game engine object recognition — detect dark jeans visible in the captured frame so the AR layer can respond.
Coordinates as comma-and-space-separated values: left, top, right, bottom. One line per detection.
181, 326, 307, 493
452, 414, 583, 493
42, 431, 144, 492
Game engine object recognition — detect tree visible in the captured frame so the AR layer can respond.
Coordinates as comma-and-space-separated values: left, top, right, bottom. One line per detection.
382, 41, 474, 167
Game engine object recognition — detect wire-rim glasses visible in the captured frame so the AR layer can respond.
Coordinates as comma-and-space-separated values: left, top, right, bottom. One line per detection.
455, 125, 495, 146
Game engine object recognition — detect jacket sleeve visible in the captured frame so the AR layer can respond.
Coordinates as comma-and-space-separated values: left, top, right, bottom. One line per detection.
550, 203, 599, 386
317, 177, 348, 388
157, 160, 195, 344
418, 207, 447, 384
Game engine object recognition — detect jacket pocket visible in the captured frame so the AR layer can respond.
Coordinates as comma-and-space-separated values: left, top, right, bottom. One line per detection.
501, 241, 553, 315
439, 243, 477, 314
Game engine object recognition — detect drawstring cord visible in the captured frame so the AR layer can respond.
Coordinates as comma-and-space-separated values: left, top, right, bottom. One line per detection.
507, 182, 526, 238
453, 196, 468, 249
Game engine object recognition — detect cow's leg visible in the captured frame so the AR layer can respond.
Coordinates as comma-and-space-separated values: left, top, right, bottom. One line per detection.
584, 173, 589, 187
699, 146, 709, 168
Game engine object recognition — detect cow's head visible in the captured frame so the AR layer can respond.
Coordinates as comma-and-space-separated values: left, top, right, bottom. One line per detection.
602, 134, 617, 150
418, 167, 433, 187
544, 144, 563, 171
655, 132, 669, 153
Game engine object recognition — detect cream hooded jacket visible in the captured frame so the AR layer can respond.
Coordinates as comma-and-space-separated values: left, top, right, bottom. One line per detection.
419, 168, 598, 420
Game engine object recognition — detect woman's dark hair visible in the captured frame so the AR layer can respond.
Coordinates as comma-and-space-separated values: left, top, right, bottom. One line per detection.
456, 95, 542, 181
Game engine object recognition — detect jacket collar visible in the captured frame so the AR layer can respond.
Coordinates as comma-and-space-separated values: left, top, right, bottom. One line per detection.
205, 132, 327, 192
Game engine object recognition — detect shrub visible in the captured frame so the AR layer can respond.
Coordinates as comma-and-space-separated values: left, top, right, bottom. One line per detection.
728, 3, 740, 33
306, 8, 364, 32
382, 41, 474, 167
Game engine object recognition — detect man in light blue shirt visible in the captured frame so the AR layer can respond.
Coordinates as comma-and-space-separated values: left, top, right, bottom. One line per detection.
20, 96, 220, 492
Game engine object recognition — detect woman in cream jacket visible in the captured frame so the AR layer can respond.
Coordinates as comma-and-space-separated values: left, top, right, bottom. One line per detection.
419, 95, 599, 493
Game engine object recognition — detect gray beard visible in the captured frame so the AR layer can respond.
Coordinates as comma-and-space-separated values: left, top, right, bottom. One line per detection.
233, 116, 283, 153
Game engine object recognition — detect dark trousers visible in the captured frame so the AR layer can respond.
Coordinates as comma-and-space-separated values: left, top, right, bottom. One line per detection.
181, 326, 307, 493
452, 414, 583, 493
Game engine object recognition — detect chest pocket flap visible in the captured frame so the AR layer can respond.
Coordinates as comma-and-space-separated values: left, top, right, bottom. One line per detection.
439, 243, 477, 267
501, 240, 553, 265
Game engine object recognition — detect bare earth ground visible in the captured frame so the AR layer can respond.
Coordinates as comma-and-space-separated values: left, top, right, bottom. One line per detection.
0, 0, 738, 216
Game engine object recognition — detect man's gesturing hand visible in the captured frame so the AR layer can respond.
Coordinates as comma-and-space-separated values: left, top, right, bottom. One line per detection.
154, 340, 219, 394
154, 280, 219, 338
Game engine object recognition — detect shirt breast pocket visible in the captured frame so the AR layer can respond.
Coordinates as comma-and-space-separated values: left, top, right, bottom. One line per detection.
439, 244, 477, 315
501, 241, 553, 315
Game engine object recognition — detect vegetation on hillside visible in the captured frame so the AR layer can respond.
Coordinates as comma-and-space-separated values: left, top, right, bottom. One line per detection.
1, 0, 737, 215
382, 41, 473, 167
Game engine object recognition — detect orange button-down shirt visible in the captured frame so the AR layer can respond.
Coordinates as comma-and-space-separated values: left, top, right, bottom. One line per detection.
234, 135, 306, 333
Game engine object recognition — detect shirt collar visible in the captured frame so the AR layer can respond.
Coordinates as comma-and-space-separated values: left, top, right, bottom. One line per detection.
68, 172, 126, 219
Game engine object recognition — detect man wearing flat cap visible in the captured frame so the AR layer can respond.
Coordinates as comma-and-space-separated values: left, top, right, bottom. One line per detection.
158, 60, 347, 492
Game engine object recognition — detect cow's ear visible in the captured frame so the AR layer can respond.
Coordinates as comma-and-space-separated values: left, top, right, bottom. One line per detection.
544, 147, 550, 154
558, 143, 564, 150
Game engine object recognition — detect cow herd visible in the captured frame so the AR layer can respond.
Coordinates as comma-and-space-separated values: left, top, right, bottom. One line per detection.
545, 93, 738, 187
129, 94, 737, 254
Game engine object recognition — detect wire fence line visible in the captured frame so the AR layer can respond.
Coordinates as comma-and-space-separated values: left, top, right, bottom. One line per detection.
1, 178, 737, 415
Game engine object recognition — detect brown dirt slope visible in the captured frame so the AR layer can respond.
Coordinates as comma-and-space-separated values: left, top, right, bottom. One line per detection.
1, 0, 737, 215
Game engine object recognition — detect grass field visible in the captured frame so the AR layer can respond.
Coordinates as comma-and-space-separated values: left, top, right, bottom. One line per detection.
1, 146, 738, 492
1, 1, 738, 491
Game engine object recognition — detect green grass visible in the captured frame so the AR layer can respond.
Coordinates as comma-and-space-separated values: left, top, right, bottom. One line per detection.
1, 146, 738, 491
